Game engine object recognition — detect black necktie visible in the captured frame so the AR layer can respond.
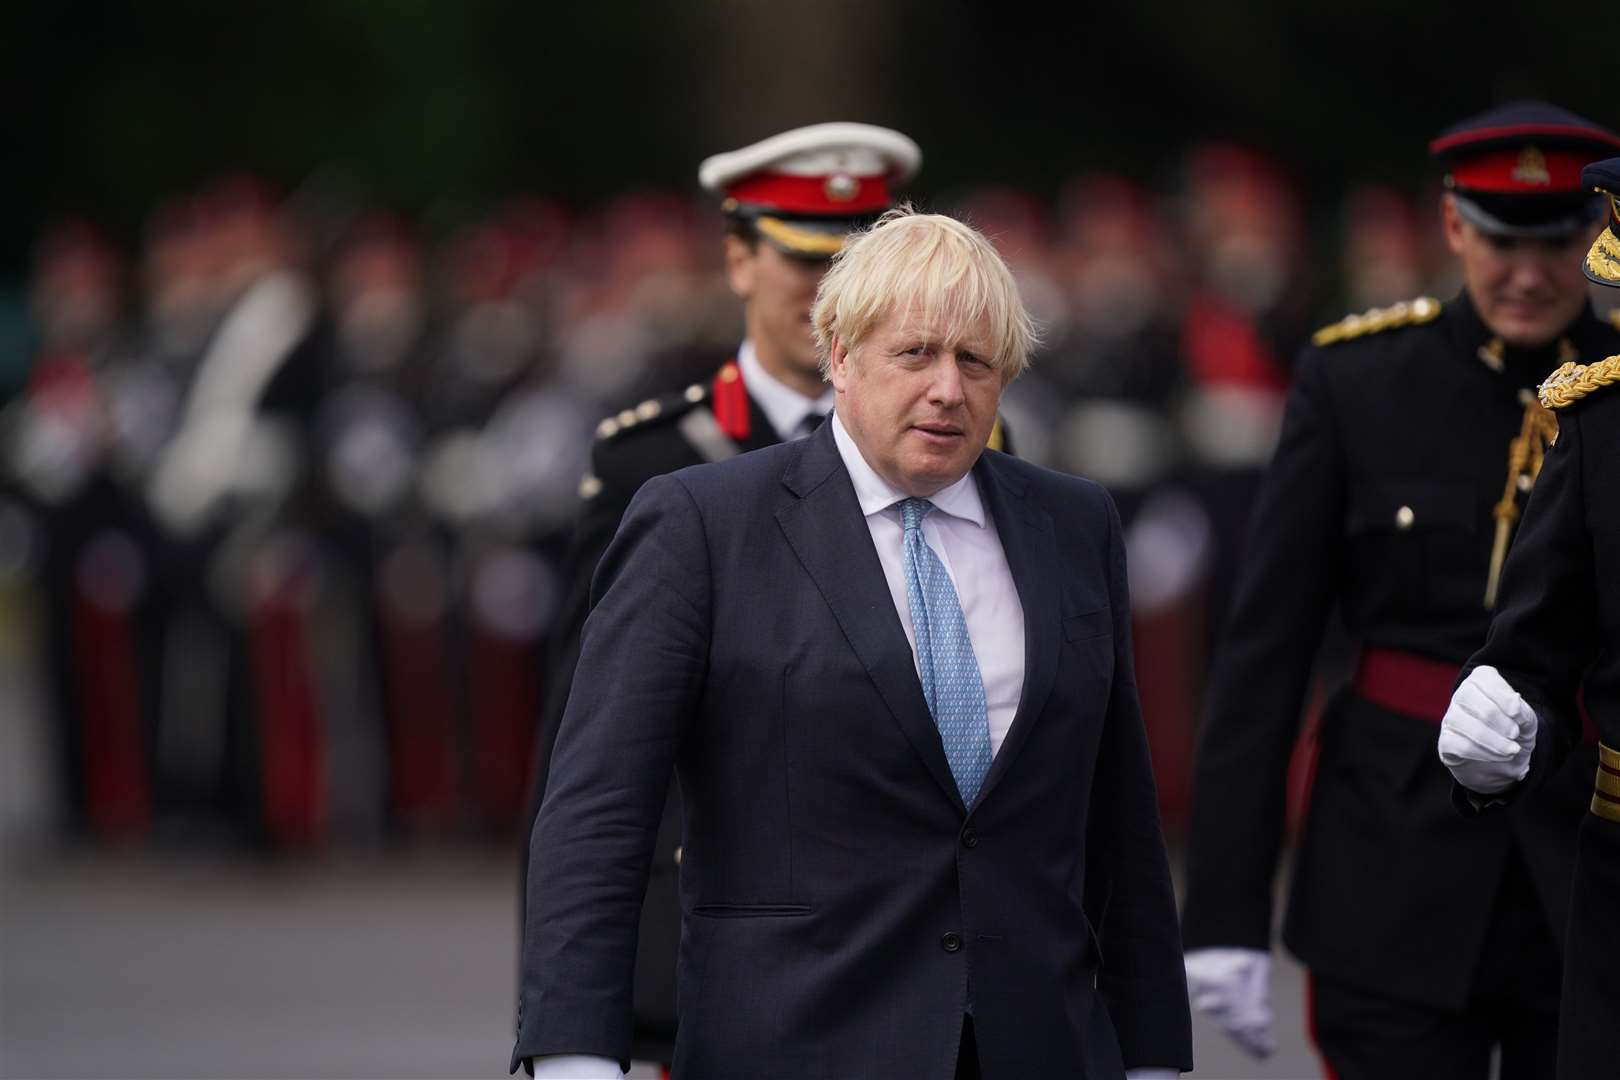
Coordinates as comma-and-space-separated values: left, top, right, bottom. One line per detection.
794, 411, 829, 440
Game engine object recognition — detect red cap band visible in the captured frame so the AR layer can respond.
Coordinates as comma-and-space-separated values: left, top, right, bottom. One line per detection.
726, 172, 892, 215
1449, 147, 1591, 194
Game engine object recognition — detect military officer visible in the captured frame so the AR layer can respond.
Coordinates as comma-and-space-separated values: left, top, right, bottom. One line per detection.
521, 122, 931, 1068
1441, 158, 1620, 1079
1181, 102, 1620, 1079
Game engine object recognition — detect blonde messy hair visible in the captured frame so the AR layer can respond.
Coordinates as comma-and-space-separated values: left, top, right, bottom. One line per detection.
811, 206, 1038, 387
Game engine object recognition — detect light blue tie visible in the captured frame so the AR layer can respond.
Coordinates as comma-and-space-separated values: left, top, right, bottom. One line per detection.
898, 497, 993, 806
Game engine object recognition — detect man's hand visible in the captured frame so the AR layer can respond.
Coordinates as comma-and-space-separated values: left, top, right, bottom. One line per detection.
1183, 947, 1274, 1059
1438, 665, 1537, 794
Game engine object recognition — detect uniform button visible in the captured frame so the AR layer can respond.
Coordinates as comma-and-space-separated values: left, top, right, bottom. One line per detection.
941, 931, 963, 953
1394, 505, 1415, 531
961, 826, 979, 849
673, 845, 683, 866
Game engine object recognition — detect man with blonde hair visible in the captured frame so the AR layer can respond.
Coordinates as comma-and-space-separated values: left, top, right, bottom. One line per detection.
513, 209, 1192, 1079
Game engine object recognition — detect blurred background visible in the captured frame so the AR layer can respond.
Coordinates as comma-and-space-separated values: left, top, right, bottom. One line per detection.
4, 1, 1619, 1076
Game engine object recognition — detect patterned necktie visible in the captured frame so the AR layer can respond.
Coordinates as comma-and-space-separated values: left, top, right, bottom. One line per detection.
898, 497, 993, 806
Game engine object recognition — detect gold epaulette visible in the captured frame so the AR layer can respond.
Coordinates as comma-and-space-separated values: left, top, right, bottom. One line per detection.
594, 383, 708, 441
1539, 355, 1620, 410
1311, 296, 1442, 347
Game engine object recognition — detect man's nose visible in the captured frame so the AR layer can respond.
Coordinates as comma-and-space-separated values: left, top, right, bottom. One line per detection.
927, 355, 967, 406
1505, 252, 1554, 293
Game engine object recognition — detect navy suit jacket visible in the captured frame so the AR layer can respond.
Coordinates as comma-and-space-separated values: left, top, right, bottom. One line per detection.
512, 422, 1192, 1079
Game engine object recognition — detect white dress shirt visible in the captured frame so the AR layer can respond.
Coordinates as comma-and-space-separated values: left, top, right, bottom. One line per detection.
737, 340, 835, 441
830, 410, 1024, 755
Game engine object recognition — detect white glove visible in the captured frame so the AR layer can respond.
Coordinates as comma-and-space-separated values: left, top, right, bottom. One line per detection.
529, 1055, 624, 1078
1184, 947, 1274, 1059
1438, 665, 1537, 794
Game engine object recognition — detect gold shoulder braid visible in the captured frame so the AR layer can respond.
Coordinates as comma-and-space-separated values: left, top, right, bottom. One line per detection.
1311, 296, 1442, 347
1538, 355, 1620, 410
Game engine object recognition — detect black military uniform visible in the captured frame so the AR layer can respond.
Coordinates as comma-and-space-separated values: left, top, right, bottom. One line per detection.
1182, 104, 1620, 1078
1461, 159, 1620, 1079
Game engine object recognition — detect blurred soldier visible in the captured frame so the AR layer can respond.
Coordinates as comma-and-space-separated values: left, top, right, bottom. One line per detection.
1440, 158, 1620, 1078
415, 206, 591, 837
6, 220, 153, 840
1175, 145, 1310, 652
143, 178, 333, 847
309, 212, 437, 841
1181, 103, 1620, 1079
522, 122, 924, 1067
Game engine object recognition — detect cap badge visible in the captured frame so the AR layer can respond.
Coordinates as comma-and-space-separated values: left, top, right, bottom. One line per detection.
1512, 147, 1552, 187
824, 174, 860, 202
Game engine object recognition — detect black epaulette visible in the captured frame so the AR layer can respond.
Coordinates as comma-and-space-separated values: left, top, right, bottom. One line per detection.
577, 382, 715, 501
1538, 356, 1620, 410
592, 382, 711, 443
1311, 296, 1442, 347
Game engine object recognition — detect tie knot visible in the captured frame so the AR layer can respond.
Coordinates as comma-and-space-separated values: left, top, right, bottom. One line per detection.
794, 410, 828, 440
899, 497, 935, 532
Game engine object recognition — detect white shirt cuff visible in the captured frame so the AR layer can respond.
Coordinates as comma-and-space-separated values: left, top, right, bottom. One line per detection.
528, 1054, 624, 1078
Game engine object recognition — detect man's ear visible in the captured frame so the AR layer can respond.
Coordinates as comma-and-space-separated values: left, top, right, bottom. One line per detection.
1440, 193, 1468, 257
723, 235, 757, 301
827, 335, 852, 391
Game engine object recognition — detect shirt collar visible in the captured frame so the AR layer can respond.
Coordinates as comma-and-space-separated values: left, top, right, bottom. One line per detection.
737, 340, 836, 441
830, 410, 986, 528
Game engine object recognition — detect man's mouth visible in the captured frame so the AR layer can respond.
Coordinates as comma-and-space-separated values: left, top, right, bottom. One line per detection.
911, 422, 964, 440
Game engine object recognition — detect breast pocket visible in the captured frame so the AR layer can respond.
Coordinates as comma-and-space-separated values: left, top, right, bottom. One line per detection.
1345, 481, 1479, 613
1063, 607, 1112, 642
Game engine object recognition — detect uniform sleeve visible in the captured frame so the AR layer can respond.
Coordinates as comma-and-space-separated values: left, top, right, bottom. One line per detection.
1181, 349, 1346, 951
1087, 491, 1195, 1073
511, 473, 711, 1071
1465, 409, 1600, 790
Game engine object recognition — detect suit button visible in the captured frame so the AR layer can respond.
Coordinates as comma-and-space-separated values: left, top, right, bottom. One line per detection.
961, 827, 979, 849
1394, 505, 1415, 530
941, 931, 962, 953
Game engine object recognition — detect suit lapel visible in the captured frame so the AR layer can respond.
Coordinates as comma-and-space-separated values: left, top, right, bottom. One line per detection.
972, 452, 1058, 808
775, 424, 965, 812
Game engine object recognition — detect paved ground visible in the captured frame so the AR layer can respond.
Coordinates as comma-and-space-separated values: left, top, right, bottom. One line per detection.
0, 844, 1324, 1079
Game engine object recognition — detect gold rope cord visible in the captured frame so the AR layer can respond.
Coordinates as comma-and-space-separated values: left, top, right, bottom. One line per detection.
1539, 355, 1620, 409
1484, 394, 1560, 609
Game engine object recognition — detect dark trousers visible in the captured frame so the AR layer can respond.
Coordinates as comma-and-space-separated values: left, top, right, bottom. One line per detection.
1310, 857, 1560, 1080
1558, 812, 1620, 1080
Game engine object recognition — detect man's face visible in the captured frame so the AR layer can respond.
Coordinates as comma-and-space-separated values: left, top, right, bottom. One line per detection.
828, 303, 1003, 497
1443, 195, 1599, 348
724, 236, 828, 378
